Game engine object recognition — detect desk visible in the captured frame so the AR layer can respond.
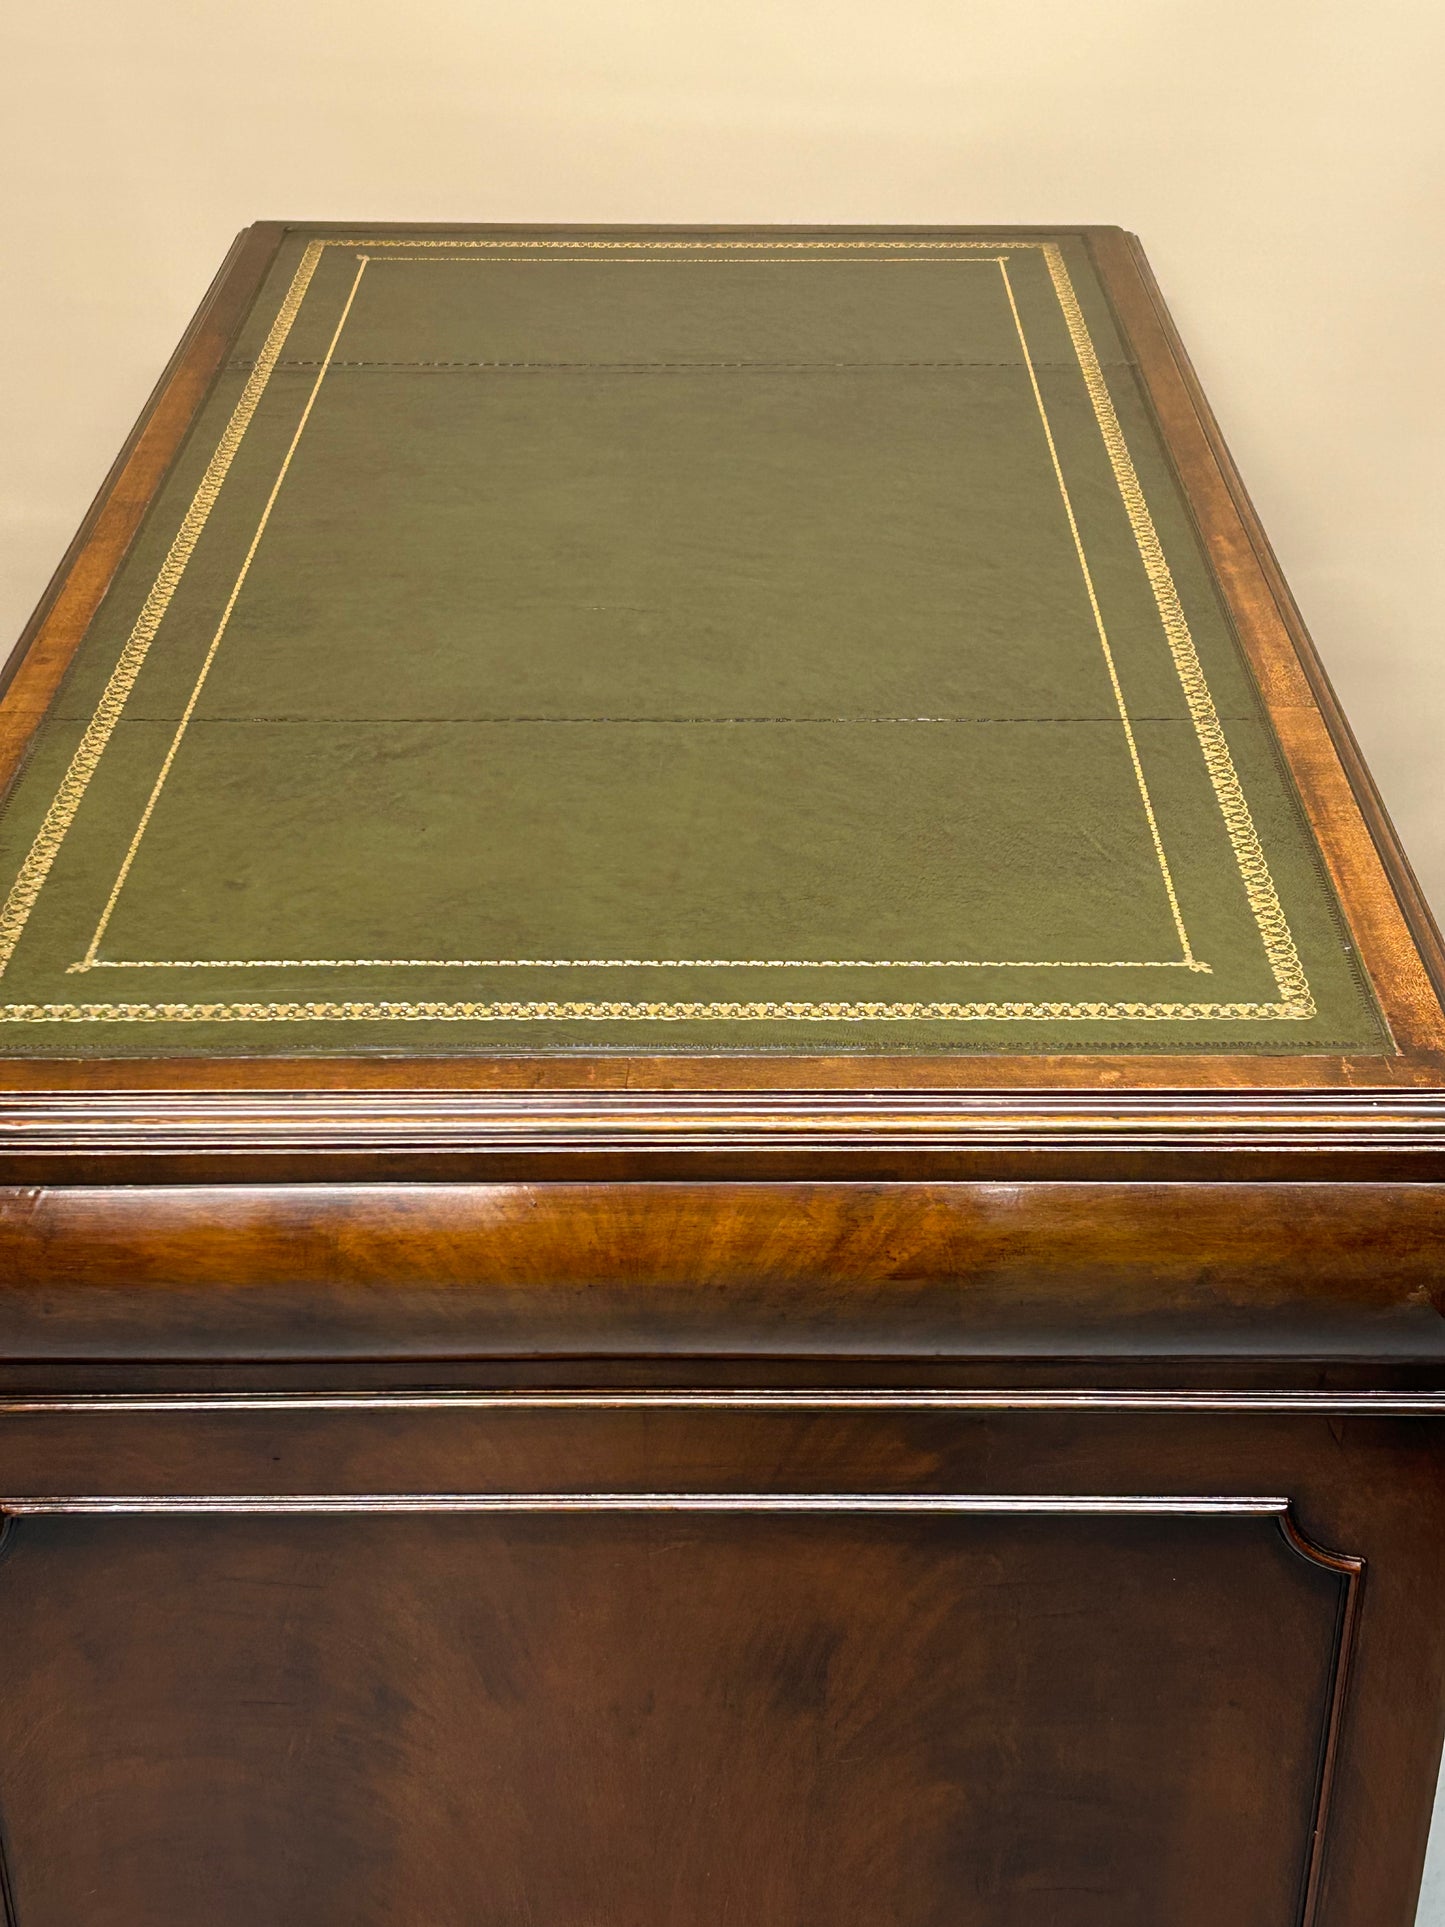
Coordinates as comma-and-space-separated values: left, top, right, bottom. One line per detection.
1, 223, 1442, 1927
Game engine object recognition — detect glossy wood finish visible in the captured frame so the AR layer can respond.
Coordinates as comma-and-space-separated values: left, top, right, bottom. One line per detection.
0, 1508, 1344, 1927
0, 1400, 1436, 1927
9, 1087, 1445, 1185
3, 1180, 1445, 1362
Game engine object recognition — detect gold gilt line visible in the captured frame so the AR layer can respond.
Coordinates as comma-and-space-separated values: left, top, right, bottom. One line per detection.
75, 955, 1212, 972
0, 238, 328, 980
79, 254, 372, 967
327, 239, 1047, 251
1040, 243, 1314, 1021
361, 256, 1009, 266
1, 997, 1299, 1024
996, 258, 1193, 968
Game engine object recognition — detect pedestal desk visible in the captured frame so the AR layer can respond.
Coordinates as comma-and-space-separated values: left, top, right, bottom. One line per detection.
1, 223, 1444, 1927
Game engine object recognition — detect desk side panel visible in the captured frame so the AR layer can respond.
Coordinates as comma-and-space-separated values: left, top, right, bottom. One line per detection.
0, 1402, 1438, 1927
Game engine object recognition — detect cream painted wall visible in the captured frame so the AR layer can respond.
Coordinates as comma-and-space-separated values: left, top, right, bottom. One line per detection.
3, 1, 1445, 913
3, 0, 1445, 919
3, 0, 1445, 1913
2, 0, 1442, 907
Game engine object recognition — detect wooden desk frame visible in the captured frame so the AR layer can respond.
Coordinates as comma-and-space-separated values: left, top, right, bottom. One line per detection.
2, 227, 1444, 1927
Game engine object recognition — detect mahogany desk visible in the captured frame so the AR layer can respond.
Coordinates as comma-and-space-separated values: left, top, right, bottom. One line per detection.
1, 223, 1444, 1927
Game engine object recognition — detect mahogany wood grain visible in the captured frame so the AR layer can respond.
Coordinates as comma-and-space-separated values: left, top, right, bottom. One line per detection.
1, 1179, 1442, 1361
7, 1086, 1445, 1184
0, 1505, 1341, 1927
0, 1400, 1439, 1927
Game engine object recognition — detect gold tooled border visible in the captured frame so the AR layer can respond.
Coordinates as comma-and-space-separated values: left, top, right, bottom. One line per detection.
1039, 246, 1310, 1015
0, 997, 1316, 1024
0, 236, 1313, 1025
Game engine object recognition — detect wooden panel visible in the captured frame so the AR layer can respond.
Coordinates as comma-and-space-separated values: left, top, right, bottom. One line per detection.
1, 1394, 1439, 1927
0, 1502, 1345, 1927
2, 1181, 1444, 1361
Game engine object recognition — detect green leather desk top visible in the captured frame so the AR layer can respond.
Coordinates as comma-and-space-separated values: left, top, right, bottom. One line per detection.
0, 226, 1393, 1057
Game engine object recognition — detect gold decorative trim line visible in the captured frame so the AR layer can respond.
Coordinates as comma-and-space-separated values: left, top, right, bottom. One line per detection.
0, 1492, 1292, 1517
1040, 242, 1312, 1015
75, 955, 1213, 972
7, 1391, 1440, 1414
1, 997, 1304, 1023
366, 254, 1012, 265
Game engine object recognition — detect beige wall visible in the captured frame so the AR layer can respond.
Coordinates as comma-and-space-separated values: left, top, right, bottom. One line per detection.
4, 2, 1442, 905
2, 0, 1443, 916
